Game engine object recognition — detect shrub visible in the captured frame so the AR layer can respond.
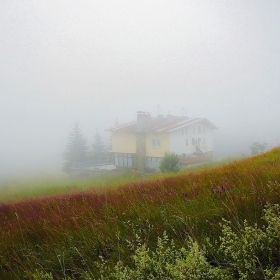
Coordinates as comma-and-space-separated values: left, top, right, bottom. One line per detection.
250, 141, 267, 156
159, 153, 181, 173
218, 204, 280, 279
28, 204, 280, 279
106, 204, 280, 280
110, 232, 232, 280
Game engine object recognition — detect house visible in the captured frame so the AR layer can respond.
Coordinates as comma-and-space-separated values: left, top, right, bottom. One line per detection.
106, 111, 217, 172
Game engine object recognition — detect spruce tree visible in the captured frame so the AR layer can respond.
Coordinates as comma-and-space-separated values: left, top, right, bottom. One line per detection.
63, 123, 88, 174
90, 130, 105, 161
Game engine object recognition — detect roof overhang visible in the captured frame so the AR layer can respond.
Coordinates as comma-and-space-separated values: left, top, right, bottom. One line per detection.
105, 116, 217, 133
105, 120, 136, 132
167, 118, 217, 132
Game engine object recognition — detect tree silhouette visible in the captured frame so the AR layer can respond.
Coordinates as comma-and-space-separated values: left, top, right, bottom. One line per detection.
90, 130, 105, 161
63, 123, 88, 174
250, 141, 268, 156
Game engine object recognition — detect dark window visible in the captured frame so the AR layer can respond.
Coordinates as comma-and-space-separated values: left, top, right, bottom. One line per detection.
115, 153, 133, 167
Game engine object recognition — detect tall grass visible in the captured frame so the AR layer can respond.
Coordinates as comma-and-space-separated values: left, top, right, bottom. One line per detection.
1, 148, 280, 279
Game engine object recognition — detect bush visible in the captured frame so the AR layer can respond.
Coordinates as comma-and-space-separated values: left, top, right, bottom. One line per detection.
108, 204, 280, 280
110, 232, 232, 280
217, 204, 280, 279
159, 153, 181, 173
250, 141, 267, 156
29, 204, 280, 279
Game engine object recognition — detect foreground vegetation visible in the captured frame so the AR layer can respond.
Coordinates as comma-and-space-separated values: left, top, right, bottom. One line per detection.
1, 148, 280, 279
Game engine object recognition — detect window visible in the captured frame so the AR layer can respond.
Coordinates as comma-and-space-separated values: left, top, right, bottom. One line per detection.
115, 153, 132, 167
203, 126, 205, 134
146, 157, 162, 169
192, 138, 196, 146
203, 138, 206, 145
152, 139, 161, 147
123, 156, 128, 166
128, 156, 132, 166
198, 126, 201, 134
186, 138, 188, 146
193, 126, 195, 134
181, 129, 184, 135
185, 128, 188, 134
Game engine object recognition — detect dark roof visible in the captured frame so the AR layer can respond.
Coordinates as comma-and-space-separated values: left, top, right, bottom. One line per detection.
106, 115, 217, 133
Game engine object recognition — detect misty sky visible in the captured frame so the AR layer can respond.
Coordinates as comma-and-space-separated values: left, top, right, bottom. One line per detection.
1, 0, 280, 178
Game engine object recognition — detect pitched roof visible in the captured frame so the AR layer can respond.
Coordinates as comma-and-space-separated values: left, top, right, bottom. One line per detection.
106, 115, 217, 133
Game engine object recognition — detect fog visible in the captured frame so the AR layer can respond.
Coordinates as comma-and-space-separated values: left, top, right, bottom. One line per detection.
1, 0, 280, 179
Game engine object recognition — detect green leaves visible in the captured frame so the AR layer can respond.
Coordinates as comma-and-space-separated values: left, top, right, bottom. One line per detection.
159, 153, 181, 173
111, 232, 231, 280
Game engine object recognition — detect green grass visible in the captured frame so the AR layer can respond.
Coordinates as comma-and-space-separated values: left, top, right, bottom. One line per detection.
1, 147, 280, 279
0, 171, 141, 203
0, 159, 230, 203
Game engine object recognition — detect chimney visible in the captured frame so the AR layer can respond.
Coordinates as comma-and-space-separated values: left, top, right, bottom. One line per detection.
166, 114, 174, 123
136, 111, 151, 131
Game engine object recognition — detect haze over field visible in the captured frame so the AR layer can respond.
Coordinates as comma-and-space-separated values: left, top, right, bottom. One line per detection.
1, 0, 280, 178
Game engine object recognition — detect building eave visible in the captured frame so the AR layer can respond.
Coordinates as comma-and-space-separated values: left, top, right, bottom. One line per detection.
167, 118, 217, 132
105, 116, 217, 133
105, 120, 136, 132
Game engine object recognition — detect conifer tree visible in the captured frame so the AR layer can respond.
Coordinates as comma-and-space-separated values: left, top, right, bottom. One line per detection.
90, 130, 105, 161
63, 123, 88, 173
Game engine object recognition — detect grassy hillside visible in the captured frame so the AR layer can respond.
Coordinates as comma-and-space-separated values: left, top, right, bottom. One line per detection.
0, 171, 141, 203
1, 148, 280, 279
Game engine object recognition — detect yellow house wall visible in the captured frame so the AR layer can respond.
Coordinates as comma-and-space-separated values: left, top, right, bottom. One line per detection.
111, 132, 136, 153
145, 133, 169, 157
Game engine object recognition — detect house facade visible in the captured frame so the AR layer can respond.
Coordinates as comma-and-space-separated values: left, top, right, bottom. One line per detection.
106, 111, 217, 172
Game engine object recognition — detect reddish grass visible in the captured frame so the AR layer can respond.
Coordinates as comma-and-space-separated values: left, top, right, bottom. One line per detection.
1, 147, 280, 279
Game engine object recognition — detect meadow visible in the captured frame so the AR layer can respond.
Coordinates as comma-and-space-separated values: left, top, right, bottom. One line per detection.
1, 148, 280, 279
0, 171, 142, 203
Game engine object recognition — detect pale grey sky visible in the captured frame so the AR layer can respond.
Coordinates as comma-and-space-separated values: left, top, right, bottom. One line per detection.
1, 0, 280, 178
